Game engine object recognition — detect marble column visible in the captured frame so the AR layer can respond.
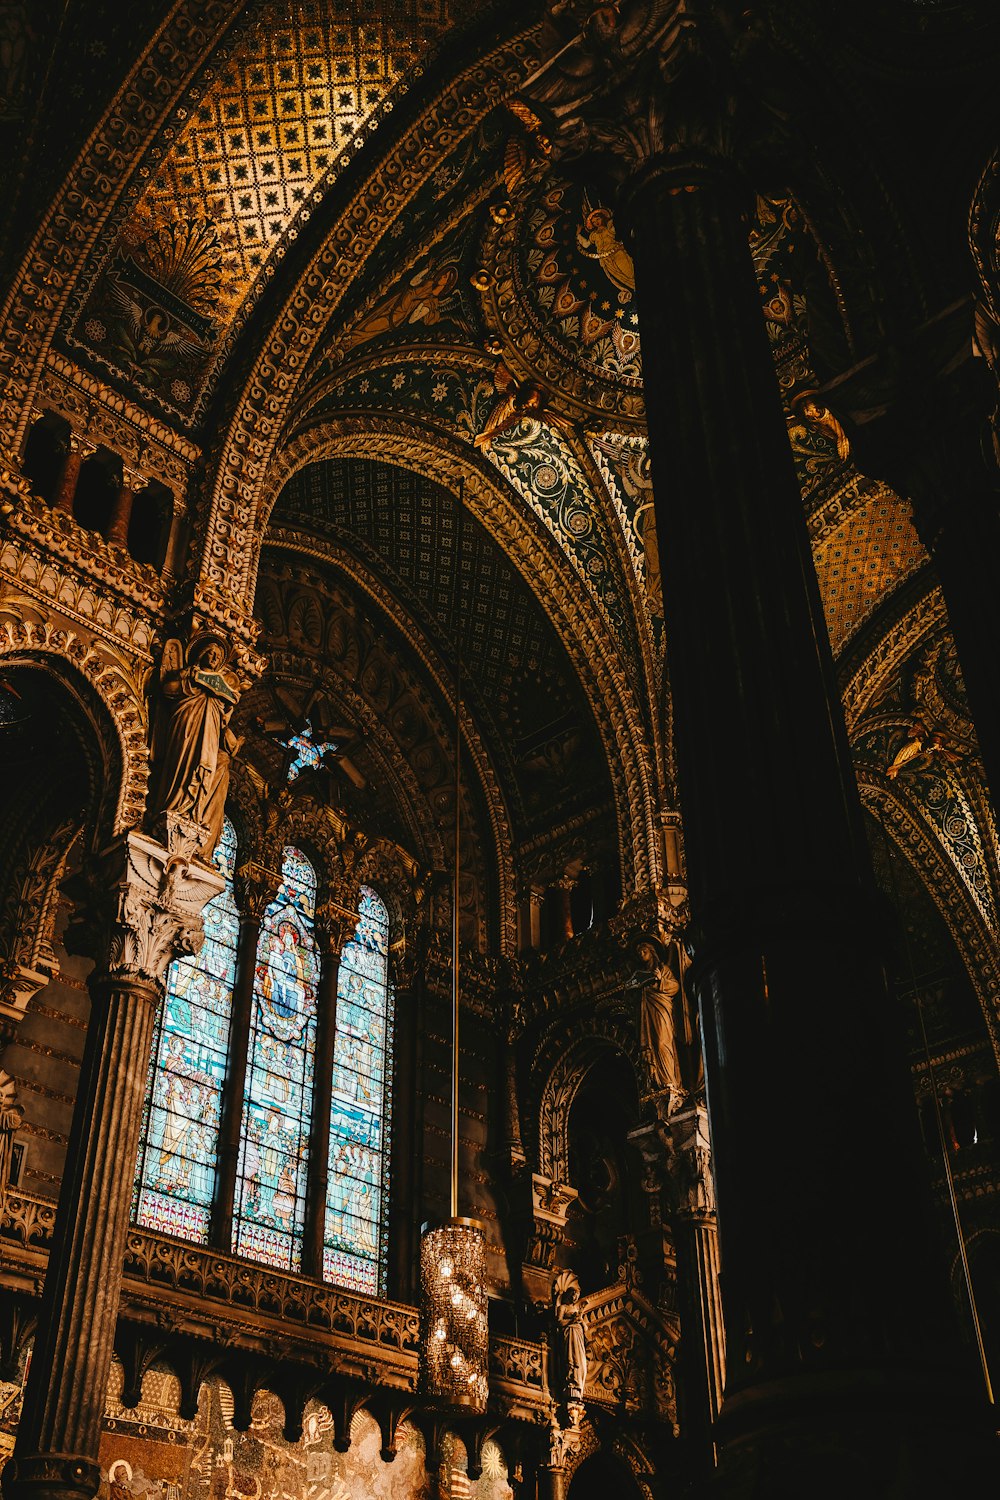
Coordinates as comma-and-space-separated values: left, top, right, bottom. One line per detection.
523, 6, 991, 1489
106, 466, 145, 549
624, 144, 988, 1493
51, 435, 96, 516
668, 1105, 725, 1443
3, 822, 223, 1500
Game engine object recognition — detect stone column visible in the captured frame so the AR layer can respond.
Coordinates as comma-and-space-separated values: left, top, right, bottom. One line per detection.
106, 465, 145, 549
668, 1104, 725, 1440
3, 821, 223, 1500
51, 435, 96, 515
210, 863, 276, 1253
303, 905, 350, 1280
523, 6, 990, 1489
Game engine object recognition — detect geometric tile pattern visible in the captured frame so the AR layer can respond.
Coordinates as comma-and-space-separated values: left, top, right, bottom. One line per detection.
270, 456, 610, 832
73, 0, 457, 411
813, 488, 928, 656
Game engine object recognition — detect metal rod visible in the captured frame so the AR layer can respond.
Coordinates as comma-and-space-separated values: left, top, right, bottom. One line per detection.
451, 480, 464, 1220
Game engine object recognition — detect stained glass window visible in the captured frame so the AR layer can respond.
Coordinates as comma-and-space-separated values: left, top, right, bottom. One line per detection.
233, 846, 320, 1271
284, 725, 336, 782
325, 885, 393, 1294
133, 819, 239, 1243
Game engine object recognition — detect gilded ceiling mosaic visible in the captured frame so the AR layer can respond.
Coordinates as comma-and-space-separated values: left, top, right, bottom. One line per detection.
64, 0, 463, 418
812, 489, 928, 656
268, 456, 613, 836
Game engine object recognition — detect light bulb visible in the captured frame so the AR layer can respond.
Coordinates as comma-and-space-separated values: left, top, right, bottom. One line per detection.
440, 1258, 453, 1278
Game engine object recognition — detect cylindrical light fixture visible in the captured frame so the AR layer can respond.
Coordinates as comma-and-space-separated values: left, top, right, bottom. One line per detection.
419, 1216, 489, 1411
418, 480, 490, 1414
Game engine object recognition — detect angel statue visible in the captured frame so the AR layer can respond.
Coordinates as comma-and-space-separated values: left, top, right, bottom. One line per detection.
552, 1269, 588, 1405
151, 637, 241, 858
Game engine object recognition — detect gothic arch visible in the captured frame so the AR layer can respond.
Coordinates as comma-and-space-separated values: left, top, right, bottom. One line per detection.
0, 626, 132, 837
254, 417, 659, 899
533, 1022, 639, 1185
858, 770, 1000, 1066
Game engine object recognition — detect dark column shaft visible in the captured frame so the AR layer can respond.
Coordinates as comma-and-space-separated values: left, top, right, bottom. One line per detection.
303, 949, 340, 1279
624, 153, 986, 1486
211, 913, 261, 1252
5, 978, 158, 1500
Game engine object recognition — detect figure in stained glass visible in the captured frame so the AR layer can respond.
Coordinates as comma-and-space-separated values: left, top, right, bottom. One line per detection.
324, 885, 393, 1294
234, 845, 320, 1271
133, 819, 239, 1243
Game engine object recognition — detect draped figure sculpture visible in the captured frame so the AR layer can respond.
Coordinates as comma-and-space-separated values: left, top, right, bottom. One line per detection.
552, 1269, 588, 1406
152, 637, 241, 858
637, 938, 682, 1097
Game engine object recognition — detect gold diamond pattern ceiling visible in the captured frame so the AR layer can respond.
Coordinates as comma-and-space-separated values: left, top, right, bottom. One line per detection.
813, 489, 928, 656
73, 0, 456, 414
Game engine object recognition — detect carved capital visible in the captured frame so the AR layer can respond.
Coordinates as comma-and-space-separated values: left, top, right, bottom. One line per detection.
0, 962, 54, 1037
64, 823, 224, 992
520, 1, 743, 188
532, 1172, 579, 1227
2, 1452, 101, 1500
314, 901, 355, 958
668, 1102, 716, 1219
233, 859, 281, 922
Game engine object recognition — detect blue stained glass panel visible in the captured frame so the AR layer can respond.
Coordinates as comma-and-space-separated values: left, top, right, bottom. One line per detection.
233, 846, 320, 1271
324, 885, 393, 1294
133, 819, 239, 1243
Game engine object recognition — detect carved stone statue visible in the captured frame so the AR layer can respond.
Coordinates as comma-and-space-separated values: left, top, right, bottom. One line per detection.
552, 1269, 588, 1403
0, 1069, 22, 1205
637, 939, 681, 1096
151, 637, 240, 857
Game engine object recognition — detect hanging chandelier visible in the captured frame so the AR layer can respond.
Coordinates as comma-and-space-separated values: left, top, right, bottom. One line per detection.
418, 480, 489, 1414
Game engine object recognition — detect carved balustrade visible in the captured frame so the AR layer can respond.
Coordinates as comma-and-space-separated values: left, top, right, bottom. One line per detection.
0, 1192, 548, 1419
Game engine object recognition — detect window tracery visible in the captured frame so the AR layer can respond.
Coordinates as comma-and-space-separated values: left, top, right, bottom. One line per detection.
133, 829, 396, 1293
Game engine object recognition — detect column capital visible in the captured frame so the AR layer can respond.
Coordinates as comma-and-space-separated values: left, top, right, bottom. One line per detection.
520, 0, 749, 196
667, 1101, 716, 1221
232, 858, 281, 922
64, 821, 224, 992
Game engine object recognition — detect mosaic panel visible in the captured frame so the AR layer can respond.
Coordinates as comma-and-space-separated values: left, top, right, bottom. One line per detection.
69, 0, 458, 418
133, 820, 239, 1244
812, 490, 927, 656
270, 457, 611, 833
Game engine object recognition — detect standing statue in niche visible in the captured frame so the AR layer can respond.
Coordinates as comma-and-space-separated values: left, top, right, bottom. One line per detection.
637, 939, 681, 1097
152, 637, 241, 858
552, 1269, 588, 1405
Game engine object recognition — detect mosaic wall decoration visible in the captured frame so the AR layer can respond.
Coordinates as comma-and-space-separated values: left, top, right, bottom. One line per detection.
234, 846, 320, 1271
812, 490, 928, 656
269, 457, 612, 835
133, 820, 239, 1244
305, 360, 634, 653
101, 1360, 434, 1500
325, 886, 393, 1294
439, 1433, 513, 1500
518, 177, 641, 385
67, 0, 460, 419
